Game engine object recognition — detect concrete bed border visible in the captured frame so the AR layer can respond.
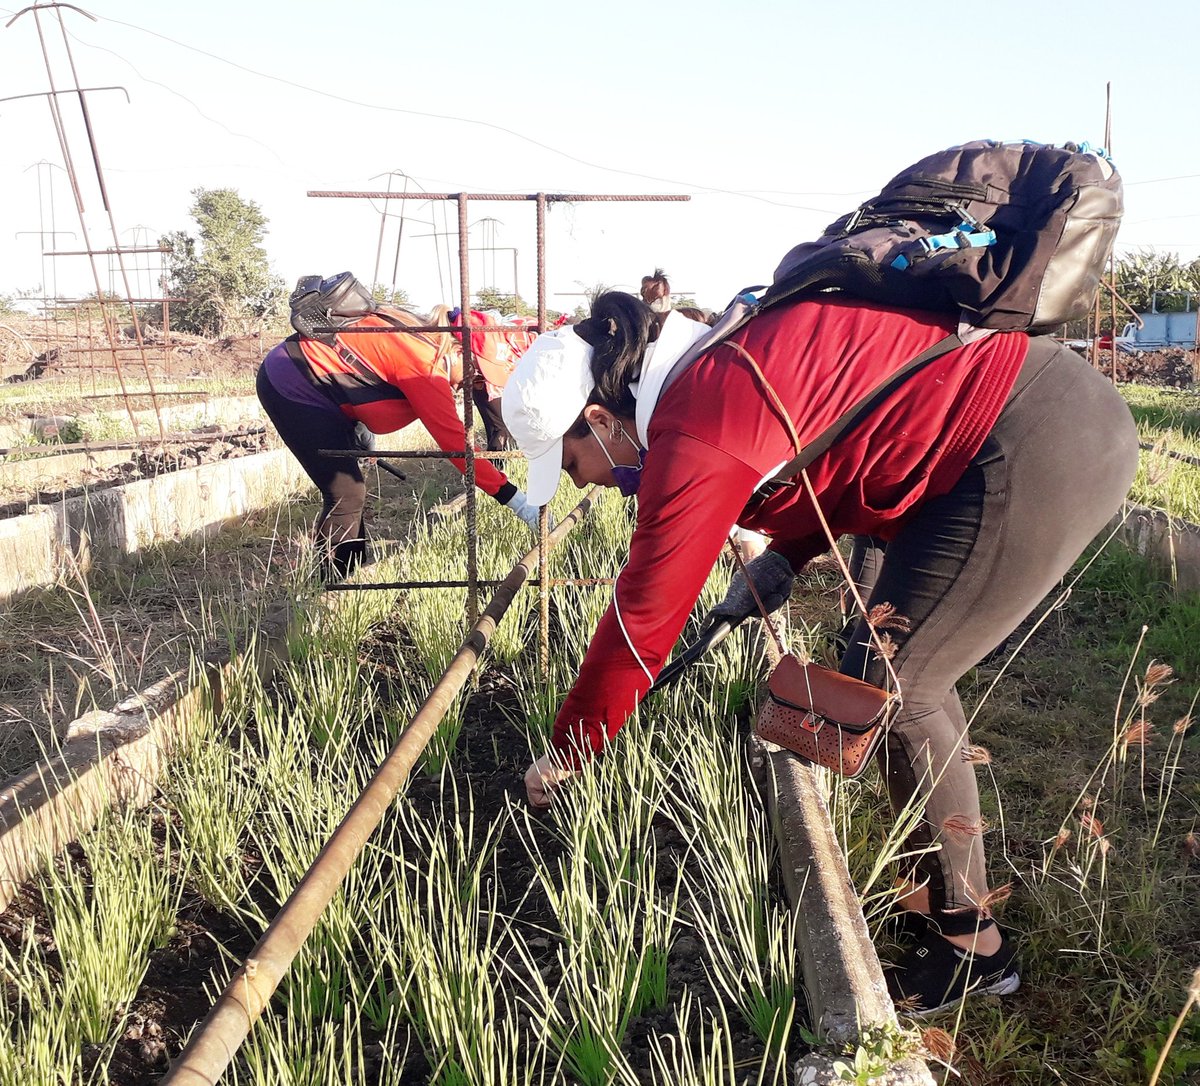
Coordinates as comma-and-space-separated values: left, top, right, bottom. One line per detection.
0, 601, 296, 914
1112, 502, 1200, 593
0, 446, 309, 602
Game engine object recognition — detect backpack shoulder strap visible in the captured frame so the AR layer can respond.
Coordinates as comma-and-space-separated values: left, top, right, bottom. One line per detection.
658, 293, 764, 397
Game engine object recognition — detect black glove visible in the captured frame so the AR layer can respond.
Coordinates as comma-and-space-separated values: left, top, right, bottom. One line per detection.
706, 550, 795, 629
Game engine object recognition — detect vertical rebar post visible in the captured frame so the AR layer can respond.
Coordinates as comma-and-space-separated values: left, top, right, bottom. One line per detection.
24, 8, 84, 215
458, 193, 479, 627
371, 172, 393, 288
536, 192, 550, 679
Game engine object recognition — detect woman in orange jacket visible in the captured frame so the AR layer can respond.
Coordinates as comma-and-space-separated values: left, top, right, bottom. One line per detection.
256, 274, 542, 579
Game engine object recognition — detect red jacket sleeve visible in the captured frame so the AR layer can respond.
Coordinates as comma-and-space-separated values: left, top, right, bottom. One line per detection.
552, 434, 761, 762
394, 373, 510, 498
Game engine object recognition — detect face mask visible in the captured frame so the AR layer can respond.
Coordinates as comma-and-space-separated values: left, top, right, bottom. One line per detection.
588, 421, 646, 498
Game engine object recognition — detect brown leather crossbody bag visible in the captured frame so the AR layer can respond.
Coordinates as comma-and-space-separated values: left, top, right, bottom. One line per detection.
755, 654, 896, 778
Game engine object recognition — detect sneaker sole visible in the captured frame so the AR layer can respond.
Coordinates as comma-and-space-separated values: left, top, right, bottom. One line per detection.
903, 971, 1021, 1017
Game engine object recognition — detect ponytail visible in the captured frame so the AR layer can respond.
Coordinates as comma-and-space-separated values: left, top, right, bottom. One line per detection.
573, 291, 654, 418
422, 304, 459, 366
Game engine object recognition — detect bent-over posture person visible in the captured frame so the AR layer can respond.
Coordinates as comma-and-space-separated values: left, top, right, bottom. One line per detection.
501, 290, 1137, 1014
257, 275, 543, 579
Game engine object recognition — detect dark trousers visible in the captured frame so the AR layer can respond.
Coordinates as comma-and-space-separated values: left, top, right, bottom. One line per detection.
473, 387, 512, 452
256, 365, 370, 579
839, 338, 1138, 933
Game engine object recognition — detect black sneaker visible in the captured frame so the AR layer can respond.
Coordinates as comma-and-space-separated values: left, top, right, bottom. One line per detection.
892, 909, 930, 943
886, 927, 1020, 1015
872, 905, 929, 944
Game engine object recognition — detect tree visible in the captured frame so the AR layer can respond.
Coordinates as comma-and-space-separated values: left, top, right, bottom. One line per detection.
1113, 249, 1200, 315
161, 188, 287, 337
371, 283, 411, 308
473, 288, 534, 317
472, 288, 561, 323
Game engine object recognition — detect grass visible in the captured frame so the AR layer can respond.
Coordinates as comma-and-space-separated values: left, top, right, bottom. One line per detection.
1120, 383, 1200, 521
804, 535, 1200, 1084
0, 421, 1197, 1083
0, 484, 319, 779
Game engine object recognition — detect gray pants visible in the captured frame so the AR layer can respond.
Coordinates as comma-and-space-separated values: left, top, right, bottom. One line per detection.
840, 338, 1138, 933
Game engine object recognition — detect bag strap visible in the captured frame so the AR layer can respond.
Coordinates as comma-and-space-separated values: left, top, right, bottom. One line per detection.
664, 309, 962, 494
721, 327, 965, 702
756, 330, 962, 491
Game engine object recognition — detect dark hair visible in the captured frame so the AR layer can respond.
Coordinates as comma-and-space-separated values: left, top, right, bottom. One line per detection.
673, 306, 708, 324
639, 267, 670, 306
568, 291, 654, 434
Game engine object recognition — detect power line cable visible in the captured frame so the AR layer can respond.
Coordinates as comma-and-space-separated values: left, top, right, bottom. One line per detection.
64, 29, 293, 169
1126, 173, 1200, 187
86, 12, 836, 212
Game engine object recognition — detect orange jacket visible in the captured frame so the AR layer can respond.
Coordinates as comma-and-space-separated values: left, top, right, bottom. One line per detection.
292, 313, 511, 498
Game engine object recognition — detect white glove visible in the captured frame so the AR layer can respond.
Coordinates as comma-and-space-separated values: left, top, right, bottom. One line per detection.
504, 489, 552, 533
708, 549, 795, 628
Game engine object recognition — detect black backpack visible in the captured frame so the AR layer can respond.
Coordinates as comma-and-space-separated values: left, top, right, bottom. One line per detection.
288, 271, 378, 344
661, 140, 1123, 488
284, 272, 416, 406
764, 139, 1122, 333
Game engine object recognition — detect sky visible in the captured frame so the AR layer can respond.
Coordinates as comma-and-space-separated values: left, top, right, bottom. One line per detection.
0, 0, 1198, 315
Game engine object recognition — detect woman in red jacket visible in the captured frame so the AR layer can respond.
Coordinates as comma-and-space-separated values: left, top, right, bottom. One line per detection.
501, 290, 1138, 1014
257, 280, 542, 579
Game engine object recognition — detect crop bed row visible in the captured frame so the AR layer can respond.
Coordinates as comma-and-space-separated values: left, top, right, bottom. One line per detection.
2, 464, 1198, 1084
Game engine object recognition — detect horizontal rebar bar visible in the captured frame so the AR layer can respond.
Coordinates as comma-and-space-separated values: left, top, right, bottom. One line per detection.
324, 576, 615, 590
162, 489, 598, 1086
324, 324, 541, 335
318, 448, 522, 461
43, 245, 171, 256
40, 297, 183, 305
1, 427, 265, 459
48, 345, 177, 354
53, 389, 209, 400
307, 191, 691, 202
0, 84, 128, 104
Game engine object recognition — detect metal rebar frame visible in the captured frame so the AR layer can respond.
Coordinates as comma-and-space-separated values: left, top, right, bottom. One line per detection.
3, 427, 266, 459
5, 4, 175, 434
160, 492, 598, 1086
307, 187, 688, 671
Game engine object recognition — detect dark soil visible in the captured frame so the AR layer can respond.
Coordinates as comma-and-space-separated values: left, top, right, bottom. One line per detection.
0, 428, 271, 520
0, 602, 793, 1084
1073, 346, 1198, 387
0, 822, 259, 1086
89, 897, 258, 1082
372, 618, 795, 1083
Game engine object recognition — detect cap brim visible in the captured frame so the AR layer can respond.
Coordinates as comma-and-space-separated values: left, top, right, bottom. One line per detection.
524, 438, 564, 507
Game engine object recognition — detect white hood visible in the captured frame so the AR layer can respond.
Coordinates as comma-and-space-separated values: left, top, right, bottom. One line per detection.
629, 311, 712, 447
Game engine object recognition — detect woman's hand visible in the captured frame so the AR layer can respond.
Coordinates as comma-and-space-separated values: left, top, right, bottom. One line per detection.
524, 753, 577, 809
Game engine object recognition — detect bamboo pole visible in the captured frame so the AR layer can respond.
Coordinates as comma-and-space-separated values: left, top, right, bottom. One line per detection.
164, 490, 598, 1086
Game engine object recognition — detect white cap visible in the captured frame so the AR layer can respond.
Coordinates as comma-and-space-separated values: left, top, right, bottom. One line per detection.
501, 328, 595, 506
